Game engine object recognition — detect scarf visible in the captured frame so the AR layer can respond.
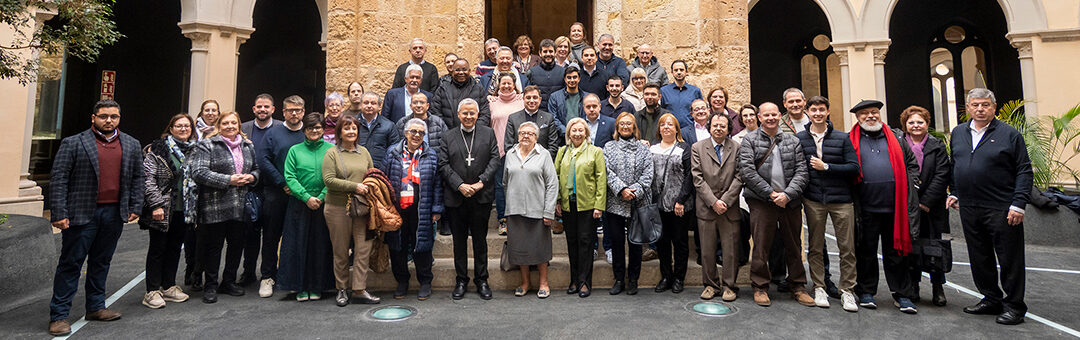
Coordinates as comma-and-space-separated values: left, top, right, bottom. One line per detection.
196, 117, 214, 135
905, 134, 927, 170
323, 114, 339, 144
399, 144, 422, 209
849, 124, 911, 256
165, 135, 194, 163
222, 134, 244, 174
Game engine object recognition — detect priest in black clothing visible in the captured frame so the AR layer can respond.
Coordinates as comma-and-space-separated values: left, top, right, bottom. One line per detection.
437, 98, 502, 300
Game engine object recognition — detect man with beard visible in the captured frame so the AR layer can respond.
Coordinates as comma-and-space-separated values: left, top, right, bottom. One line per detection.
392, 38, 440, 92
629, 44, 668, 86
438, 99, 502, 300
526, 39, 565, 110
432, 58, 493, 128
476, 38, 500, 77
600, 75, 636, 118
48, 100, 144, 336
548, 67, 588, 133
342, 82, 365, 117
660, 60, 702, 128
847, 99, 921, 314
595, 34, 629, 85
736, 102, 813, 308
255, 95, 307, 298
634, 83, 670, 145
384, 64, 435, 124
237, 94, 283, 287
780, 88, 810, 134
480, 47, 530, 95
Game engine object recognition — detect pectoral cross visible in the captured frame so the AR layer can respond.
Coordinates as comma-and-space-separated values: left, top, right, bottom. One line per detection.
465, 155, 475, 167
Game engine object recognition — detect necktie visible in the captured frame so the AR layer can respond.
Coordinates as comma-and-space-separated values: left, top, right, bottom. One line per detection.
715, 144, 723, 163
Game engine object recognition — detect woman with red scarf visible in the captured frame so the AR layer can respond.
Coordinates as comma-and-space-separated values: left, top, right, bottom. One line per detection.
847, 100, 922, 314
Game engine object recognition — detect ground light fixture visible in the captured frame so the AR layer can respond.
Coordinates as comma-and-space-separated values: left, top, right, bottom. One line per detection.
686, 301, 737, 317
368, 305, 418, 322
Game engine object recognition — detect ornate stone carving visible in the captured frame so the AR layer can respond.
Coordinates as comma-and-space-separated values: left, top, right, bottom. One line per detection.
1011, 40, 1033, 59
835, 49, 849, 66
873, 47, 888, 64
184, 32, 211, 52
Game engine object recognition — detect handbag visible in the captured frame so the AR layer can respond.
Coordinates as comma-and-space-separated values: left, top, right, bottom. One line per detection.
911, 238, 953, 273
335, 149, 371, 218
500, 240, 518, 271
628, 145, 674, 245
244, 191, 261, 222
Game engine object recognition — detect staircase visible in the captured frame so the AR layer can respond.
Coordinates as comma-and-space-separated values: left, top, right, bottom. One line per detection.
364, 210, 753, 290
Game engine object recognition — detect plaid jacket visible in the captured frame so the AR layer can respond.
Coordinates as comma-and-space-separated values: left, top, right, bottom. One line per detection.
189, 135, 260, 225
50, 129, 145, 225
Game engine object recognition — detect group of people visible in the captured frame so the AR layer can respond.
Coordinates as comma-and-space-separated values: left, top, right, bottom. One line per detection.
45, 23, 1033, 336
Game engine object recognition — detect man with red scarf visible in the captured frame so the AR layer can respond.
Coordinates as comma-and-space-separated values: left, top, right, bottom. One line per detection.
847, 99, 921, 314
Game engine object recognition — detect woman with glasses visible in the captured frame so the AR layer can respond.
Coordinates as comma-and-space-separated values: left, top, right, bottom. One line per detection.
603, 112, 654, 295
381, 118, 443, 300
504, 122, 559, 298
278, 113, 335, 302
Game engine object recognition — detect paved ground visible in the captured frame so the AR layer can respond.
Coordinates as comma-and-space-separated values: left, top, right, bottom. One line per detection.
1, 223, 1078, 339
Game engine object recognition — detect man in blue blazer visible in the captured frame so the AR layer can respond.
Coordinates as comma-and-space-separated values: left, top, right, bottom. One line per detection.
383, 64, 434, 124
582, 94, 616, 147
681, 99, 712, 145
49, 100, 145, 336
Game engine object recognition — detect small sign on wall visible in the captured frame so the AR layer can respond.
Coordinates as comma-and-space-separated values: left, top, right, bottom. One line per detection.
101, 70, 116, 100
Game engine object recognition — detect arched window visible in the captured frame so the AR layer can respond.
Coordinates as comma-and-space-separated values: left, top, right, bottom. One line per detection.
927, 23, 992, 132
799, 33, 844, 122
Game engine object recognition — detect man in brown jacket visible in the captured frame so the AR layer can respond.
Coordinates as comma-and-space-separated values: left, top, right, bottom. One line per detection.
691, 113, 743, 301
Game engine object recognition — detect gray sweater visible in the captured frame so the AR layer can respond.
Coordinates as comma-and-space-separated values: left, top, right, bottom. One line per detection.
503, 144, 559, 220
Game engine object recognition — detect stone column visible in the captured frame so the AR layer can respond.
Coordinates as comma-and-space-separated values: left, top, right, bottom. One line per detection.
1009, 37, 1038, 115
873, 46, 889, 109
179, 22, 254, 115
832, 40, 890, 125
835, 49, 853, 130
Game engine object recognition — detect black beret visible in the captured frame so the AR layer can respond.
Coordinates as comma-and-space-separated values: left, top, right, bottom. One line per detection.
849, 99, 884, 113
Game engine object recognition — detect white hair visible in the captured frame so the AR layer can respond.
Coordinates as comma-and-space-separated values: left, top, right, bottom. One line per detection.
518, 121, 540, 135
411, 37, 424, 45
966, 88, 997, 104
405, 64, 424, 77
564, 117, 591, 145
457, 98, 479, 113
404, 118, 428, 135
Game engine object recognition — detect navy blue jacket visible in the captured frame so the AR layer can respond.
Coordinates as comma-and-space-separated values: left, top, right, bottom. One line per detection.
548, 89, 591, 132
596, 55, 630, 86
50, 129, 145, 225
681, 123, 704, 146
578, 66, 612, 101
526, 62, 566, 110
381, 140, 444, 253
382, 87, 434, 124
589, 114, 617, 148
796, 121, 860, 204
256, 124, 305, 189
950, 119, 1033, 210
356, 113, 396, 169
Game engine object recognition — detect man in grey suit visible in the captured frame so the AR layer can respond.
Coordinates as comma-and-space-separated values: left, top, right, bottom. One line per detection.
690, 113, 742, 302
505, 86, 561, 157
49, 100, 145, 336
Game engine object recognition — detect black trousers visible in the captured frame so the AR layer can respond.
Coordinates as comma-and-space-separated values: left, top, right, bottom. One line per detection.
910, 216, 946, 285
960, 206, 1026, 314
146, 212, 190, 291
449, 198, 491, 284
564, 200, 597, 288
658, 211, 689, 281
390, 205, 434, 285
854, 210, 914, 300
260, 188, 288, 280
198, 220, 247, 290
241, 203, 265, 278
605, 212, 641, 282
183, 218, 200, 279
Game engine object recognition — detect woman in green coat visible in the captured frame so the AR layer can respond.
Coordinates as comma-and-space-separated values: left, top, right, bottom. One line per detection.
278, 113, 335, 301
554, 117, 607, 298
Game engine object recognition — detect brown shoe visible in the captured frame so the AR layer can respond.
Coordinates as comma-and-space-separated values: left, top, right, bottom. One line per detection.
700, 286, 717, 300
85, 308, 122, 321
721, 287, 737, 302
48, 320, 71, 336
794, 290, 816, 307
754, 289, 771, 306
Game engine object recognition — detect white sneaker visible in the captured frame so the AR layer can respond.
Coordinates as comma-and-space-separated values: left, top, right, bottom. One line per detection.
814, 287, 830, 308
841, 290, 859, 312
259, 278, 275, 298
161, 285, 189, 303
143, 290, 165, 309
605, 249, 613, 264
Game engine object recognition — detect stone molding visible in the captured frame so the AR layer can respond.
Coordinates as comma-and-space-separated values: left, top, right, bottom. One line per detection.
178, 21, 255, 53
1007, 28, 1080, 43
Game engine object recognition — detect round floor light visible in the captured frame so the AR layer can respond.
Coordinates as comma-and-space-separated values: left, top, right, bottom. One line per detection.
687, 301, 737, 317
369, 305, 417, 322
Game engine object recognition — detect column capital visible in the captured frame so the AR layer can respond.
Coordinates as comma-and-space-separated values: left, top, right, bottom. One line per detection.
1010, 39, 1033, 59
835, 49, 849, 66
873, 47, 889, 65
178, 21, 255, 52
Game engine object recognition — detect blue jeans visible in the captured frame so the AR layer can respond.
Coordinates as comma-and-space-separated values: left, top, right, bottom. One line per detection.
50, 204, 123, 321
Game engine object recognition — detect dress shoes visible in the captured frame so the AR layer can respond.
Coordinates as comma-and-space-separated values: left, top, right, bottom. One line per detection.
609, 281, 624, 295
452, 281, 467, 300
335, 290, 350, 307
654, 278, 671, 293
477, 281, 493, 300
202, 288, 218, 303
85, 309, 122, 321
48, 320, 71, 336
964, 299, 1004, 315
754, 289, 771, 306
996, 311, 1025, 325
578, 284, 591, 298
567, 283, 580, 295
672, 279, 684, 293
626, 280, 639, 295
355, 290, 382, 304
219, 283, 245, 296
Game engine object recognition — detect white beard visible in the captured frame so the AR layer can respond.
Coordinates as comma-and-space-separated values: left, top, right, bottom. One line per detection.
859, 121, 882, 132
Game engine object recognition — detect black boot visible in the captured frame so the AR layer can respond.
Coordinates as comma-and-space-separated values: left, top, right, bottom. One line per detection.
932, 283, 947, 306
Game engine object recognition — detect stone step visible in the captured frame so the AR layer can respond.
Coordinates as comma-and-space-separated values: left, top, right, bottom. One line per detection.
363, 256, 752, 291
429, 230, 703, 259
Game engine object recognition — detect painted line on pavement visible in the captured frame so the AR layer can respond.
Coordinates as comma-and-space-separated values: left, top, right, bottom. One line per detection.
53, 271, 146, 340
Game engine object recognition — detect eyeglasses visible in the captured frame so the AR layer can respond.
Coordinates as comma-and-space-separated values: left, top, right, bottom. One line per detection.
283, 109, 303, 114
306, 126, 324, 131
407, 129, 426, 136
95, 114, 121, 120
518, 131, 536, 137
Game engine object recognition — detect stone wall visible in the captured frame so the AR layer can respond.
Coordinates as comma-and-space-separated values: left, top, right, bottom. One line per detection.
327, 0, 750, 106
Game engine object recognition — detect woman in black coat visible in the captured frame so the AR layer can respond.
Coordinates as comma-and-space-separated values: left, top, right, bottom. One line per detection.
898, 106, 951, 306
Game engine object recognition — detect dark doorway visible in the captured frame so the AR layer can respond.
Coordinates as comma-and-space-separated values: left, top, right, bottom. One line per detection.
748, 0, 836, 110
236, 0, 326, 120
885, 0, 1021, 129
485, 0, 593, 49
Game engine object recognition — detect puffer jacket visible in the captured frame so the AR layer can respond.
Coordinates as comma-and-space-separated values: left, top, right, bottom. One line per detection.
629, 56, 669, 86
796, 121, 859, 204
604, 137, 654, 217
737, 128, 809, 203
140, 139, 180, 231
189, 135, 261, 225
380, 140, 444, 253
362, 169, 401, 233
429, 77, 492, 128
